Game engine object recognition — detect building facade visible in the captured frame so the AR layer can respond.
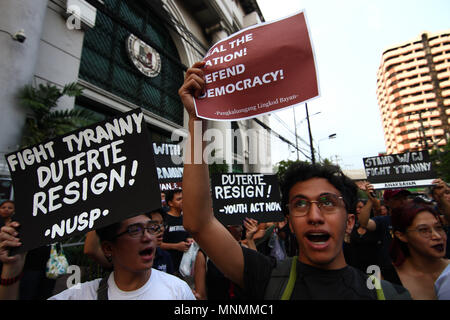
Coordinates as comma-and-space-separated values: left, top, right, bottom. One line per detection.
0, 0, 272, 200
376, 30, 450, 154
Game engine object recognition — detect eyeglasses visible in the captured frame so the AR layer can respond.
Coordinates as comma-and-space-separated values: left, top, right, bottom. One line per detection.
407, 225, 448, 239
287, 193, 345, 217
115, 222, 163, 239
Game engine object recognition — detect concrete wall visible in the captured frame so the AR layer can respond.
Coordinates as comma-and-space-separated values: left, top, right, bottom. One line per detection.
34, 1, 86, 110
0, 0, 93, 177
0, 0, 48, 175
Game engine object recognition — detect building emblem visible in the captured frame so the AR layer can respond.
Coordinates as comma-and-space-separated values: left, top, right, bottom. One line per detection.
126, 34, 161, 77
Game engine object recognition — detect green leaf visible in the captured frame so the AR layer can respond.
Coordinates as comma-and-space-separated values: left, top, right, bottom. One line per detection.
17, 82, 94, 147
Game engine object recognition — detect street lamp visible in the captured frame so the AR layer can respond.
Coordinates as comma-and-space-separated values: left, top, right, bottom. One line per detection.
297, 111, 321, 126
317, 133, 337, 162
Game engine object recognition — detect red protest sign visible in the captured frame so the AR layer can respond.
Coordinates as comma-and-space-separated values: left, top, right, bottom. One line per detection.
193, 11, 319, 121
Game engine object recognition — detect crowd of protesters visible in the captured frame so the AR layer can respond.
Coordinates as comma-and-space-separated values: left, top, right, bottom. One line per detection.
0, 62, 449, 300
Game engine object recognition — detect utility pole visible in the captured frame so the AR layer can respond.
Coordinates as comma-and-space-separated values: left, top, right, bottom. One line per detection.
293, 107, 299, 160
305, 103, 316, 164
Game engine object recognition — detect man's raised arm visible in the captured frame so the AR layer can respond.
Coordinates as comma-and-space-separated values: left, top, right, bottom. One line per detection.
179, 62, 245, 288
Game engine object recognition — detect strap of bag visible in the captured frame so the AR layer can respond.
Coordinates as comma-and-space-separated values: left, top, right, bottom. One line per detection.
369, 275, 386, 300
280, 256, 297, 300
263, 256, 297, 300
368, 275, 412, 300
97, 274, 109, 300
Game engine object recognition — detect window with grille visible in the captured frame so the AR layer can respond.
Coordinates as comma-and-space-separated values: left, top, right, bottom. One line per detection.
78, 0, 185, 126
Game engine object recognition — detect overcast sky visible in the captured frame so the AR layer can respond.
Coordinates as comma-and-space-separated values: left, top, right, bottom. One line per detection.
256, 0, 450, 171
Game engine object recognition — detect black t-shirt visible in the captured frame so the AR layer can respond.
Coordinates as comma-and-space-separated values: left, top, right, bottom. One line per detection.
162, 213, 190, 270
345, 223, 385, 273
242, 247, 379, 300
372, 215, 393, 266
153, 247, 174, 274
200, 250, 244, 300
381, 263, 403, 286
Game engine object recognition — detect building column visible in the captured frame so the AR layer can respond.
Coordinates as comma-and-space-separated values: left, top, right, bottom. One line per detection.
207, 27, 232, 171
248, 115, 272, 173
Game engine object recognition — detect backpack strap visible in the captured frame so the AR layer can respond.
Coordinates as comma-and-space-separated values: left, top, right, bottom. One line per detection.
368, 274, 412, 300
379, 279, 412, 300
97, 274, 109, 300
368, 275, 385, 300
264, 256, 297, 300
281, 257, 297, 300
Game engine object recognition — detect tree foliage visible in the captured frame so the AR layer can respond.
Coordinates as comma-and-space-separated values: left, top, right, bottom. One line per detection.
430, 140, 450, 182
18, 82, 95, 147
274, 159, 308, 182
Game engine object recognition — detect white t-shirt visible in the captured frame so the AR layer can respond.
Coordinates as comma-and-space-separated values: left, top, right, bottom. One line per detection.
48, 269, 195, 300
435, 263, 450, 300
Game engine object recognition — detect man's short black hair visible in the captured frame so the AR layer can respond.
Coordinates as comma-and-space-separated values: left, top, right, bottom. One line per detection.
148, 208, 166, 217
148, 208, 167, 223
165, 188, 182, 203
280, 162, 358, 216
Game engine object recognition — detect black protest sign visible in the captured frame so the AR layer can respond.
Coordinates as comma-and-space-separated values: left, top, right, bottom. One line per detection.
152, 142, 183, 191
363, 151, 436, 189
6, 109, 161, 254
211, 173, 284, 226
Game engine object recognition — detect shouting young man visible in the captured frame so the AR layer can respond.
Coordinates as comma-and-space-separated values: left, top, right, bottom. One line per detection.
178, 61, 410, 300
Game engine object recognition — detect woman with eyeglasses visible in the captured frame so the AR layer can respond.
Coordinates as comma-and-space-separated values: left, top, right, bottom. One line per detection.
382, 203, 450, 299
0, 213, 195, 300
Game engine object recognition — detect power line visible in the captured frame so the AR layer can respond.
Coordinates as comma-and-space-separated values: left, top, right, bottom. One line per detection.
271, 113, 312, 152
252, 118, 312, 160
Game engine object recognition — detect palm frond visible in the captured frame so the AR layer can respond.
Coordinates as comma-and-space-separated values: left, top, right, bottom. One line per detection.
61, 83, 83, 97
17, 82, 93, 147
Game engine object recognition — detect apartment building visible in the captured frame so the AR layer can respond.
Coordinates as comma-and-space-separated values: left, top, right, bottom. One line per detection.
376, 30, 450, 154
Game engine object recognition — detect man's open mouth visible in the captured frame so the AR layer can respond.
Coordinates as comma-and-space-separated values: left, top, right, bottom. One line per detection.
306, 232, 331, 244
431, 244, 444, 253
139, 248, 154, 257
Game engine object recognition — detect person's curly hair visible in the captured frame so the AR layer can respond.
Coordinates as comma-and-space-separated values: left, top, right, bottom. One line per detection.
280, 162, 358, 216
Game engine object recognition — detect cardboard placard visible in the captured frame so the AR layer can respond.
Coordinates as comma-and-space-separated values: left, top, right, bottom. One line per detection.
6, 109, 161, 253
211, 173, 284, 225
363, 151, 437, 189
152, 142, 183, 191
194, 11, 319, 121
